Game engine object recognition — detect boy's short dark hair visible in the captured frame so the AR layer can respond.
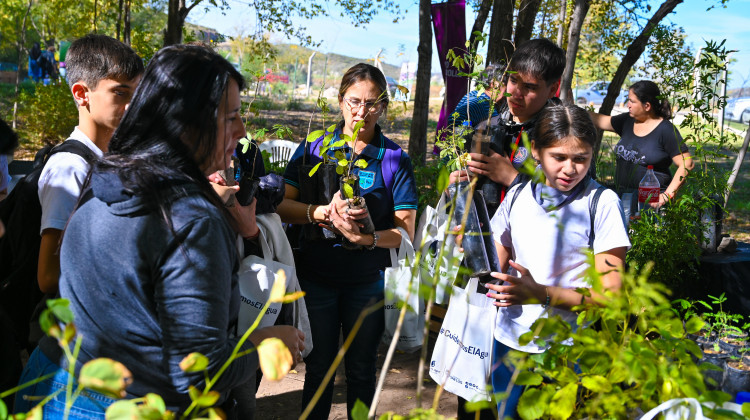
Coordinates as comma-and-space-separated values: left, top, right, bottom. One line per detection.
508, 38, 565, 86
66, 34, 143, 90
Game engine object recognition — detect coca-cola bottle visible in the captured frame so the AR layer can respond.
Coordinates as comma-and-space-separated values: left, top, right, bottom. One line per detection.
638, 165, 660, 213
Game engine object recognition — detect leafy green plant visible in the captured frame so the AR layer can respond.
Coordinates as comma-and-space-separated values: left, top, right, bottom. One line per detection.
509, 259, 747, 419
15, 82, 78, 148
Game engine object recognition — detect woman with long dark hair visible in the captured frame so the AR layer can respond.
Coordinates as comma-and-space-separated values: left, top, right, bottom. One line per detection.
278, 63, 418, 419
14, 44, 304, 418
590, 80, 694, 205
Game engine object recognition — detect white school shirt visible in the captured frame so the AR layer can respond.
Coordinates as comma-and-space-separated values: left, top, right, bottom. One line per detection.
38, 127, 103, 233
490, 180, 631, 353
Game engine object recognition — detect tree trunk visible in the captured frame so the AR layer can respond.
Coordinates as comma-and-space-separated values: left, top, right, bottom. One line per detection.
593, 0, 683, 157
486, 0, 514, 65
408, 0, 432, 165
13, 0, 34, 129
123, 0, 131, 45
165, 0, 184, 45
514, 0, 543, 47
556, 0, 566, 47
116, 0, 124, 40
468, 0, 493, 51
559, 0, 590, 103
725, 122, 750, 207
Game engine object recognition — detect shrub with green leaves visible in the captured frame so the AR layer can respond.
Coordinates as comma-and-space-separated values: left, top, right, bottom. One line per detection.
15, 82, 77, 149
510, 259, 747, 420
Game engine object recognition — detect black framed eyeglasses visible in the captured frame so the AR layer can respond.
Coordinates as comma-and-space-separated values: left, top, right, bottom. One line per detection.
343, 97, 383, 114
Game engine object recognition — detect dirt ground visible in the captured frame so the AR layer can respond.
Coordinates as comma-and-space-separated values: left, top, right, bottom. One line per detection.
256, 337, 459, 419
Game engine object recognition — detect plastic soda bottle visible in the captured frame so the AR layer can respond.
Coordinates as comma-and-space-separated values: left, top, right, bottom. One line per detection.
638, 165, 660, 213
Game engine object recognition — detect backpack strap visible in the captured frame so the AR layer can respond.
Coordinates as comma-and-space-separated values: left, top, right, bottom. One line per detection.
47, 139, 97, 164
508, 179, 530, 216
380, 145, 401, 198
588, 185, 606, 249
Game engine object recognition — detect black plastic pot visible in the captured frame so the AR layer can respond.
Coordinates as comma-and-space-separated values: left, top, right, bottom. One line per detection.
448, 181, 501, 294
701, 348, 728, 390
719, 337, 748, 358
722, 360, 750, 398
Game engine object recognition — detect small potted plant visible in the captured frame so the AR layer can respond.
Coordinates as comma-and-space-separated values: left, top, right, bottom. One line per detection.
308, 119, 374, 248
723, 346, 750, 399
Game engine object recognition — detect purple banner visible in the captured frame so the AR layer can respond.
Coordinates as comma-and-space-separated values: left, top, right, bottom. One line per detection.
432, 0, 468, 150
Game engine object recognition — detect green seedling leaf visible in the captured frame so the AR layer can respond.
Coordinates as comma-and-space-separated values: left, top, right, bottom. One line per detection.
39, 309, 60, 338
78, 358, 132, 399
396, 85, 409, 95
145, 393, 166, 414
436, 166, 450, 195
742, 402, 750, 418
179, 352, 209, 373
105, 400, 138, 420
0, 400, 6, 420
354, 159, 368, 169
206, 408, 223, 420
336, 165, 345, 175
334, 150, 346, 161
517, 388, 545, 420
306, 130, 325, 143
194, 390, 220, 407
188, 385, 200, 402
238, 137, 251, 154
515, 371, 543, 386
342, 183, 354, 199
308, 162, 322, 178
277, 291, 306, 304
47, 298, 73, 324
351, 399, 369, 420
327, 123, 337, 133
550, 383, 577, 420
337, 159, 348, 167
331, 138, 346, 148
581, 375, 612, 392
61, 323, 76, 346
257, 337, 293, 381
268, 271, 288, 303
686, 315, 705, 334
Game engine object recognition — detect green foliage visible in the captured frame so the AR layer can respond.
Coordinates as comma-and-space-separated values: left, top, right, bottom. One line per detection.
513, 257, 731, 419
15, 82, 77, 148
412, 158, 448, 218
626, 195, 703, 292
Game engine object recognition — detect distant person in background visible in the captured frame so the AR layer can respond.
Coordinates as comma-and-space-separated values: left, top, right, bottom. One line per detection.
39, 44, 58, 83
588, 80, 693, 203
449, 62, 506, 130
28, 43, 42, 83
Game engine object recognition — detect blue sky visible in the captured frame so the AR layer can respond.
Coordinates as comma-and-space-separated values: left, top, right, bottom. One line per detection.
191, 0, 750, 90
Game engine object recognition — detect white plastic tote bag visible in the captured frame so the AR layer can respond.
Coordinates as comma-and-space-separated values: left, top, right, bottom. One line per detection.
236, 215, 313, 357
429, 277, 496, 402
383, 227, 424, 353
414, 194, 463, 304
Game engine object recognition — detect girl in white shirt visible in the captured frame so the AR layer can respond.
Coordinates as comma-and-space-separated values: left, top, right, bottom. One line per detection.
485, 103, 630, 418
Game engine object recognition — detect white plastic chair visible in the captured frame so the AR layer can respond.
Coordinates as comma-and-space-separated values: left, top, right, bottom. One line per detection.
259, 139, 296, 166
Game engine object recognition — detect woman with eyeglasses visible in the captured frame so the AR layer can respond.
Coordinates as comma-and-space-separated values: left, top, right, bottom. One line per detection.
278, 63, 418, 419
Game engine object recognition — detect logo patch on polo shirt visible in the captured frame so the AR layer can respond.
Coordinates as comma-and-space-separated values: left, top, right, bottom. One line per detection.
359, 170, 375, 190
512, 146, 528, 166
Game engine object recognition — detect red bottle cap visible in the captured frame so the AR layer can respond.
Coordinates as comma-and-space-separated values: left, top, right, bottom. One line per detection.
647, 165, 654, 169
